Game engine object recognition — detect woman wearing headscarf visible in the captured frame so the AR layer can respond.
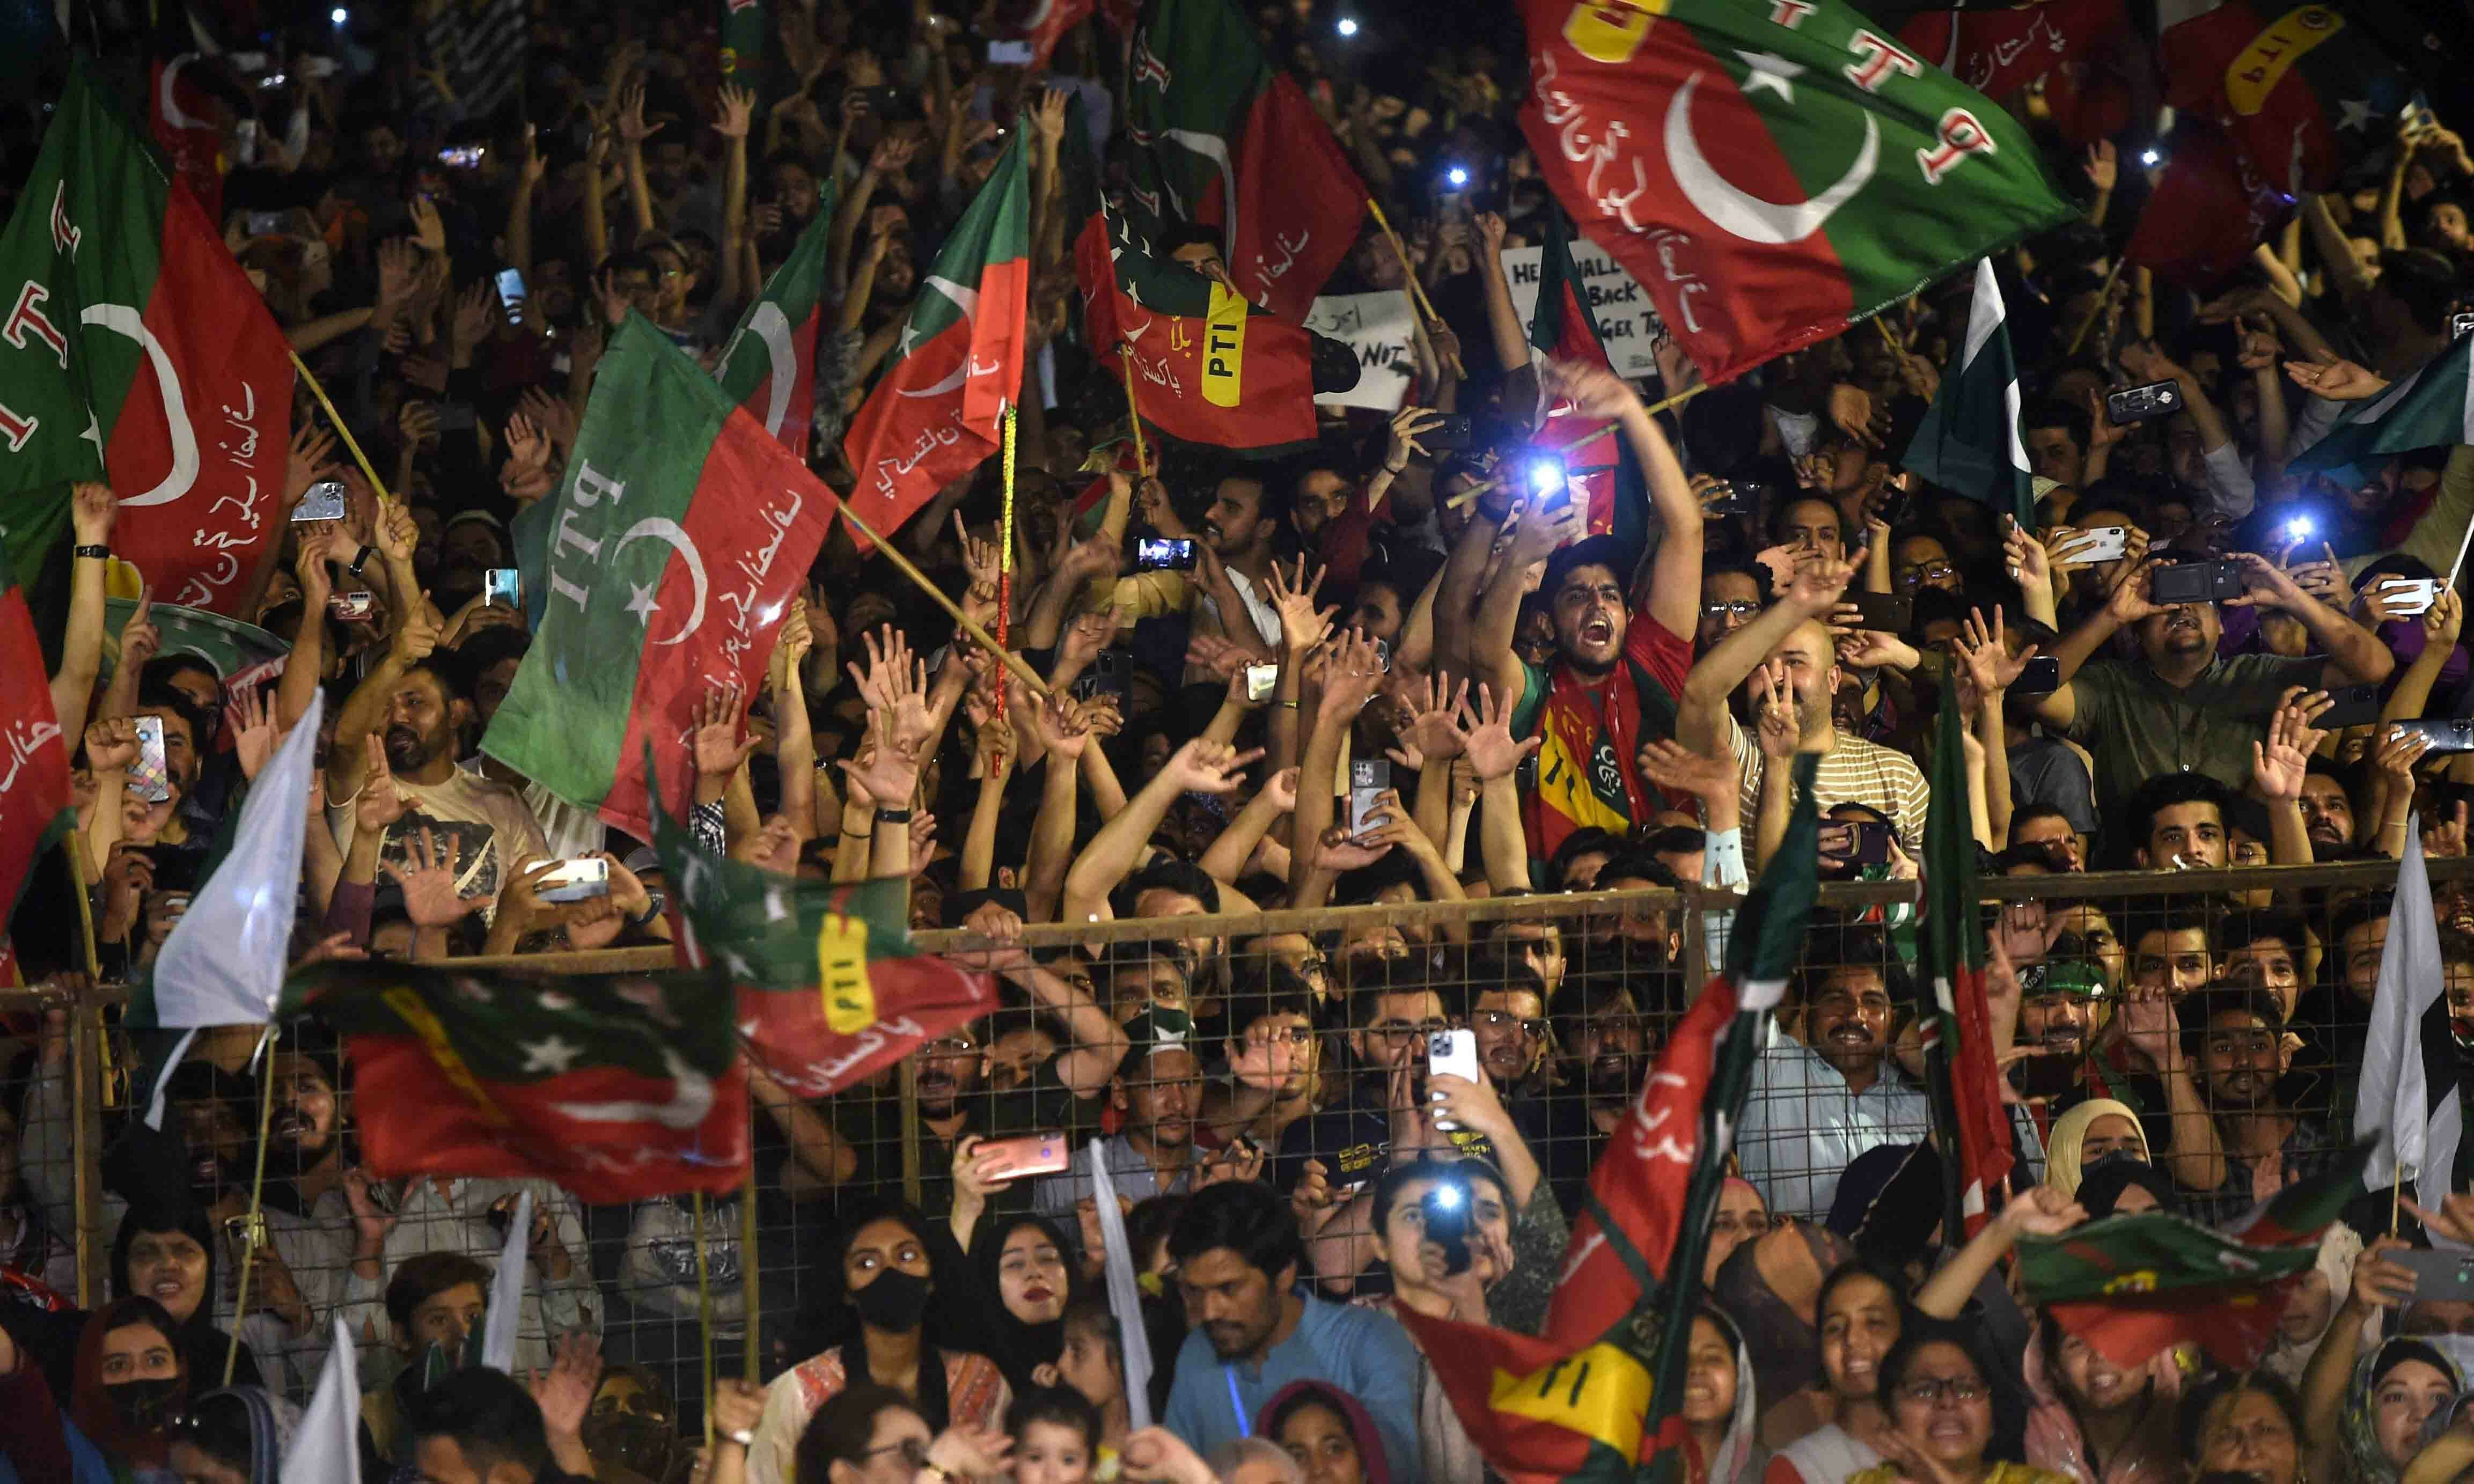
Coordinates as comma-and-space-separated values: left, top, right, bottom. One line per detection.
2179, 1371, 2308, 1484
2042, 1102, 2149, 1199
1683, 1305, 1765, 1484
745, 1199, 1010, 1484
960, 1211, 1078, 1398
1263, 1379, 1394, 1484
164, 1385, 302, 1484
69, 1295, 194, 1481
2302, 1236, 2446, 1484
2018, 1312, 2181, 1484
107, 1200, 267, 1393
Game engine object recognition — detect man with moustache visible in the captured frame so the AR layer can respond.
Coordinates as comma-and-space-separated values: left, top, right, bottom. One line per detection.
1541, 973, 1661, 1213
326, 617, 551, 916
2175, 987, 2339, 1224
1737, 930, 1931, 1219
1032, 1011, 1211, 1254
243, 1037, 365, 1394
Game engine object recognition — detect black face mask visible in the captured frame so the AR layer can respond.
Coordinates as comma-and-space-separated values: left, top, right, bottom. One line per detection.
849, 1268, 932, 1332
583, 1412, 679, 1477
105, 1376, 182, 1431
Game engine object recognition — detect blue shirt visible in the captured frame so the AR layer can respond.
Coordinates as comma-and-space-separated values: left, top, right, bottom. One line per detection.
1162, 1290, 1423, 1478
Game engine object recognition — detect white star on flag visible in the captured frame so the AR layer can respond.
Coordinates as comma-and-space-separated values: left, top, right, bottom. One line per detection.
626, 581, 660, 623
1736, 50, 1804, 102
2334, 97, 2379, 132
520, 1036, 582, 1075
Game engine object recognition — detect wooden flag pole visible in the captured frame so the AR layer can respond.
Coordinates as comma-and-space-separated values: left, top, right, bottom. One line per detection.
225, 1023, 278, 1385
995, 407, 1018, 743
2064, 255, 2126, 358
740, 1164, 760, 1382
1363, 198, 1445, 330
694, 1189, 715, 1449
288, 350, 395, 504
842, 506, 1052, 700
1117, 347, 1148, 477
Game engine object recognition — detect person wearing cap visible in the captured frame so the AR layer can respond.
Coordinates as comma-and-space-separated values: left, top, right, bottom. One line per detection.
1028, 1008, 1219, 1255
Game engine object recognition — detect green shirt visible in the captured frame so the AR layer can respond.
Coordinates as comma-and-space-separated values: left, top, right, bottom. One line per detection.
2064, 650, 2328, 817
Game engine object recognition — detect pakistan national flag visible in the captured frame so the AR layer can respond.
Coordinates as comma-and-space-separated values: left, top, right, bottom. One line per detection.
1400, 759, 1823, 1484
0, 58, 292, 619
483, 315, 838, 841
2291, 334, 2474, 473
652, 787, 996, 1097
282, 958, 751, 1203
841, 126, 1030, 553
1903, 259, 2036, 530
712, 187, 838, 460
1918, 679, 2017, 1241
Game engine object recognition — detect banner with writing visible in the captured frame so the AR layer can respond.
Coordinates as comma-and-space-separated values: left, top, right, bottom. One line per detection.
1302, 291, 1416, 411
1501, 240, 1669, 380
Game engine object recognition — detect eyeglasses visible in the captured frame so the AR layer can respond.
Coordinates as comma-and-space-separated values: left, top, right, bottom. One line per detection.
1898, 1377, 1990, 1406
1702, 600, 1758, 620
1895, 564, 1958, 590
859, 1438, 933, 1469
924, 1036, 978, 1056
1474, 1009, 1548, 1039
1295, 954, 1330, 976
1369, 1017, 1450, 1044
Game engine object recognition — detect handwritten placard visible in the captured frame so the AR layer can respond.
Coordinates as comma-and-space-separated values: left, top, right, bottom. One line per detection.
1499, 239, 1669, 380
1303, 290, 1417, 412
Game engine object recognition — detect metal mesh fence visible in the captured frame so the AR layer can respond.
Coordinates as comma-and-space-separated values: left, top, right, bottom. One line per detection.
1, 857, 2449, 1427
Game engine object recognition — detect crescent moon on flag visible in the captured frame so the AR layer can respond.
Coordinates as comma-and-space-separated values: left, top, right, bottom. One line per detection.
158, 55, 213, 131
78, 304, 201, 507
896, 275, 983, 398
550, 1047, 716, 1130
611, 518, 710, 646
1663, 71, 1879, 246
717, 301, 798, 439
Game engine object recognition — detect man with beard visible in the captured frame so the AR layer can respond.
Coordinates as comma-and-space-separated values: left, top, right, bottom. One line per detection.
1737, 932, 1932, 1219
1031, 1020, 1213, 1256
1674, 550, 1929, 852
2297, 761, 2359, 855
2175, 987, 2338, 1224
327, 614, 551, 920
249, 1038, 364, 1392
1459, 953, 1553, 1099
2028, 554, 2391, 819
1540, 971, 1660, 1213
1464, 363, 1702, 876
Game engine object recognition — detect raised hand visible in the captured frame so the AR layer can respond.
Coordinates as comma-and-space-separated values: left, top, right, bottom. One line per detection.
1751, 659, 1800, 760
1400, 673, 1471, 763
2081, 139, 2117, 193
1385, 406, 1447, 472
1457, 682, 1541, 783
2251, 687, 2332, 803
2429, 586, 2466, 648
355, 734, 410, 835
118, 585, 160, 672
615, 79, 662, 144
1266, 556, 1337, 654
399, 399, 442, 452
691, 685, 759, 782
70, 479, 119, 545
712, 83, 756, 141
953, 511, 1004, 599
1317, 628, 1389, 718
383, 829, 486, 927
1161, 738, 1263, 795
529, 1328, 604, 1442
2285, 357, 2387, 402
1539, 356, 1643, 421
85, 716, 138, 774
1027, 694, 1092, 762
1636, 738, 1741, 807
1953, 606, 2035, 701
1259, 766, 1301, 813
231, 685, 285, 781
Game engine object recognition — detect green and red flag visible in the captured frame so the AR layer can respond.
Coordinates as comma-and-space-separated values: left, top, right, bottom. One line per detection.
1901, 259, 2036, 533
650, 789, 996, 1097
2019, 1144, 2368, 1369
1517, 0, 2075, 385
713, 182, 839, 461
1402, 759, 1824, 1484
2159, 0, 2412, 196
0, 542, 74, 919
1526, 203, 1629, 540
282, 959, 751, 1202
0, 58, 292, 618
482, 315, 838, 840
1120, 0, 1366, 323
991, 0, 1097, 67
1917, 680, 2016, 1242
841, 125, 1031, 554
1066, 100, 1316, 458
718, 0, 771, 97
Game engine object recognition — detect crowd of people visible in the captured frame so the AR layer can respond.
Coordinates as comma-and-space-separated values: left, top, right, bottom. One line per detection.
9, 0, 2474, 1480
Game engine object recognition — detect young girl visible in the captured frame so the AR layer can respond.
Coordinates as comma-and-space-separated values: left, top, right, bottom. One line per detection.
1009, 1384, 1106, 1484
1034, 1298, 1132, 1464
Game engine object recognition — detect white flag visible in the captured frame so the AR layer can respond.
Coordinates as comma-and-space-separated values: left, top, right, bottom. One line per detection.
143, 690, 325, 1128
1086, 1138, 1156, 1432
279, 1317, 362, 1484
2355, 825, 2463, 1226
482, 1189, 535, 1372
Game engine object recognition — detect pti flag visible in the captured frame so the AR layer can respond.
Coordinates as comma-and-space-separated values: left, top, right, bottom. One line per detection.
482, 315, 838, 840
1518, 0, 2076, 385
1898, 0, 2129, 106
1902, 259, 2035, 532
2159, 0, 2412, 195
0, 58, 291, 616
148, 55, 226, 227
1068, 100, 1316, 457
1121, 0, 1366, 322
0, 541, 72, 920
2124, 120, 2293, 285
2020, 1147, 2367, 1369
652, 786, 997, 1098
1400, 759, 1824, 1484
284, 958, 751, 1203
1525, 204, 1629, 539
2355, 828, 2465, 1218
841, 126, 1030, 553
712, 185, 839, 460
1918, 679, 2017, 1240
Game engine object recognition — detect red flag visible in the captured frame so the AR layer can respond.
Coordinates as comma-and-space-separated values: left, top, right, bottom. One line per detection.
993, 0, 1096, 67
149, 56, 226, 227
2160, 0, 2412, 196
1898, 0, 2128, 106
2125, 122, 2293, 285
0, 545, 72, 921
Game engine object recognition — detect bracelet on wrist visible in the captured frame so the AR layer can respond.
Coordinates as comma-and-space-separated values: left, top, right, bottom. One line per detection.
72, 544, 110, 560
875, 807, 914, 824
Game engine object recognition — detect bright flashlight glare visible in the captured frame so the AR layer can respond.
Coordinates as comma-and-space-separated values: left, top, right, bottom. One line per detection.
1336, 16, 1358, 35
2140, 148, 2161, 166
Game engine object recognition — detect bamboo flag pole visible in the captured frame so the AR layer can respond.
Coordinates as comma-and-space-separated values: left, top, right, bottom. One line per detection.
1363, 197, 1445, 329
740, 1164, 760, 1380
693, 1190, 715, 1449
842, 506, 1052, 700
288, 350, 395, 504
2064, 255, 2126, 358
1117, 347, 1149, 477
225, 1023, 278, 1385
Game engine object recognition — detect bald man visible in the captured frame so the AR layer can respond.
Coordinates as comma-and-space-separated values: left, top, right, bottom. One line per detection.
1668, 549, 1930, 852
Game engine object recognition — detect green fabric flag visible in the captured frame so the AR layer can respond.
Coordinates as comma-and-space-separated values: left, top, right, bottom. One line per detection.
711, 184, 838, 460
1903, 258, 2036, 530
1918, 679, 2015, 1243
2018, 1143, 2368, 1370
0, 57, 293, 623
2289, 334, 2474, 474
280, 957, 751, 1203
649, 782, 995, 1097
480, 315, 839, 840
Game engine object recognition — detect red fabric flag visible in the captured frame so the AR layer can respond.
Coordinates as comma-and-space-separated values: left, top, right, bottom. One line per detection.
2124, 122, 2293, 285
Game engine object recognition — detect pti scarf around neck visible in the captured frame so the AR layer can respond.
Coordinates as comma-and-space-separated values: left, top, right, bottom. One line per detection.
1523, 656, 1677, 870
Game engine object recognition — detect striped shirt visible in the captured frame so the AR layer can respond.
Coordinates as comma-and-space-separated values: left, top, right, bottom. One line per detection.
1726, 716, 1932, 852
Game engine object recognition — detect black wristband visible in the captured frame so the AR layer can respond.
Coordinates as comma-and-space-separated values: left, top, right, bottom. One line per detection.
349, 545, 377, 575
72, 545, 109, 560
874, 807, 914, 824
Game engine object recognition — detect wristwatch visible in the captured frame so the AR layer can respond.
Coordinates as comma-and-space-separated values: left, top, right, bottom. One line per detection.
724, 1428, 755, 1448
875, 806, 914, 824
349, 544, 377, 576
72, 545, 110, 560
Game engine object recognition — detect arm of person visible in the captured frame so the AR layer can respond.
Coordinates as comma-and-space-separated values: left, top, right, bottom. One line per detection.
1914, 1185, 2084, 1319
1286, 634, 1388, 902
716, 88, 752, 307
1364, 791, 1469, 944
1012, 957, 1129, 1094
1063, 738, 1259, 923
2303, 194, 2376, 304
2031, 559, 2170, 730
49, 486, 116, 743
1197, 773, 1295, 884
1472, 500, 1586, 707
831, 796, 873, 885
1081, 732, 1129, 820
1677, 555, 1859, 757
2304, 1240, 2411, 1484
753, 1064, 857, 1192
1021, 701, 1088, 923
325, 603, 439, 807
958, 746, 1011, 894
2237, 555, 2395, 686
1432, 489, 1511, 690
